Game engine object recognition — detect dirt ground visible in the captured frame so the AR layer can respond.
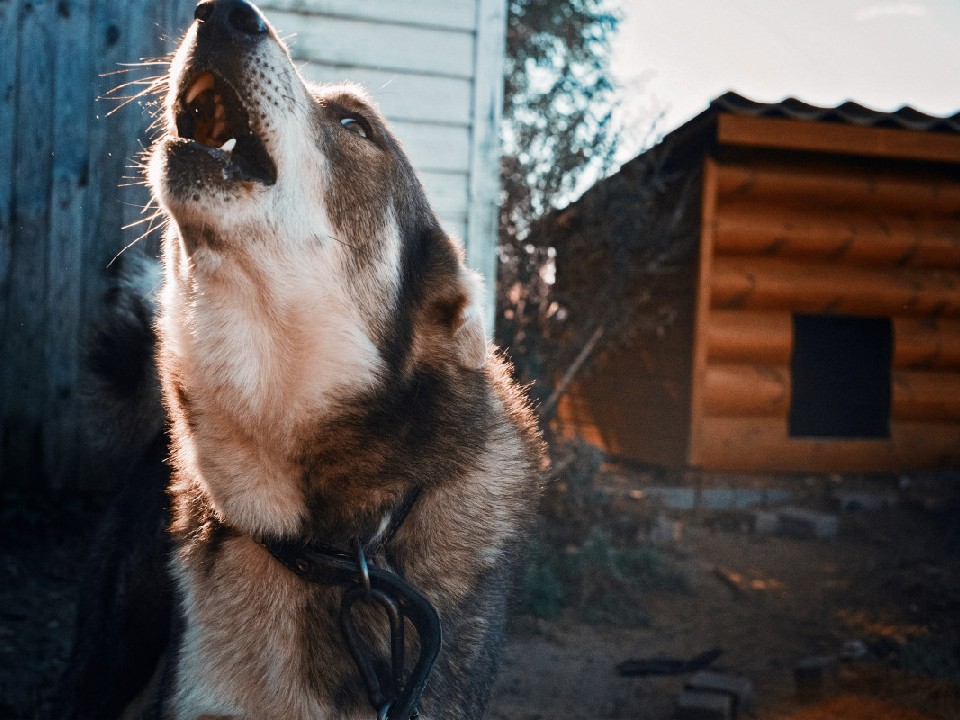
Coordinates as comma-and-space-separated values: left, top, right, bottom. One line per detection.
3, 470, 960, 720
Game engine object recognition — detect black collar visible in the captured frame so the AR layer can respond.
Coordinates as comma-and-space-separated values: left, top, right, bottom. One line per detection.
258, 486, 440, 720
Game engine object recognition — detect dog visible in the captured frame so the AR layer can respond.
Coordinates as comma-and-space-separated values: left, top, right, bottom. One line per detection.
50, 1, 543, 718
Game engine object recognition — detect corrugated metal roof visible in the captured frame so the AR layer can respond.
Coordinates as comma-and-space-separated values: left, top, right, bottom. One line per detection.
709, 91, 960, 134
536, 91, 960, 246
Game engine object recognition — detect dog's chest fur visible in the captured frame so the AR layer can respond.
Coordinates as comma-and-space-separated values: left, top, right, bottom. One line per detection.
165, 368, 535, 720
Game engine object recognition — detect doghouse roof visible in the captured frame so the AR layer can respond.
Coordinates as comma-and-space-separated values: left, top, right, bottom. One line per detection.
707, 91, 960, 134
633, 91, 960, 176
537, 92, 960, 250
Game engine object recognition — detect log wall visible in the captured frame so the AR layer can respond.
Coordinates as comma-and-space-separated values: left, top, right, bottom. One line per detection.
690, 139, 960, 472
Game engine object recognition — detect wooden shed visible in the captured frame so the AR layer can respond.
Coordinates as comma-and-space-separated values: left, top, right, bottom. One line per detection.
0, 0, 506, 489
552, 93, 960, 473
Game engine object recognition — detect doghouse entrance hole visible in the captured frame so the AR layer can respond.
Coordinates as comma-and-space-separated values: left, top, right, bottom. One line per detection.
789, 314, 892, 439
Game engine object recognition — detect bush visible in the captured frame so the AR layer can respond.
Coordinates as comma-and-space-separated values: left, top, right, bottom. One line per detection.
514, 438, 689, 625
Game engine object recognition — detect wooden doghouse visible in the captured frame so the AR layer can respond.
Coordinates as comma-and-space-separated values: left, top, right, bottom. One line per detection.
552, 93, 960, 473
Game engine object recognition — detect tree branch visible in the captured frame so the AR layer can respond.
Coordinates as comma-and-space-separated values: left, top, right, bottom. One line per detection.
542, 324, 604, 419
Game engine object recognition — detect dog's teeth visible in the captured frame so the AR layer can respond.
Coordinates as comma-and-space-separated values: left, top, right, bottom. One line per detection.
185, 73, 214, 105
221, 138, 236, 152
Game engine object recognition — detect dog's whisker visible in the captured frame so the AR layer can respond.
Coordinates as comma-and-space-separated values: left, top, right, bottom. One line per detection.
103, 77, 167, 95
316, 233, 356, 249
107, 211, 165, 267
102, 81, 169, 116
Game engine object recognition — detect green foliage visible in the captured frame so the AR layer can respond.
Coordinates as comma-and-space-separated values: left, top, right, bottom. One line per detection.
516, 527, 690, 626
515, 441, 690, 625
519, 537, 567, 621
898, 637, 960, 686
497, 0, 623, 401
501, 0, 621, 233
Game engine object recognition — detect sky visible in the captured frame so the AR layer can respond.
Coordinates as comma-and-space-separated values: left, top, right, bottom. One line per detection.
609, 0, 960, 162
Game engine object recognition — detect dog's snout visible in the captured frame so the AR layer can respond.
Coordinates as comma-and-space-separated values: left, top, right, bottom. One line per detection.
194, 0, 267, 37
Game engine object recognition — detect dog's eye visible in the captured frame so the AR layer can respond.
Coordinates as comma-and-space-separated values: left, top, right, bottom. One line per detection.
340, 117, 368, 139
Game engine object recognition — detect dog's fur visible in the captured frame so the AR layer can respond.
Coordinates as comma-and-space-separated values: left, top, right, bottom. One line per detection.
51, 1, 542, 719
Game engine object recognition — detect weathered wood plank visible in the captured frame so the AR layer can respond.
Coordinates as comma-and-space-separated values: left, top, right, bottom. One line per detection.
0, 0, 21, 354
83, 0, 145, 308
271, 11, 476, 79
129, 0, 193, 259
299, 63, 473, 127
4, 0, 56, 486
158, 0, 193, 52
466, 0, 506, 332
257, 0, 477, 31
116, 0, 163, 239
44, 0, 94, 488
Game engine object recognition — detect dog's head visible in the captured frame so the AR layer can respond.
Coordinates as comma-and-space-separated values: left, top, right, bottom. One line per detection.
148, 0, 487, 382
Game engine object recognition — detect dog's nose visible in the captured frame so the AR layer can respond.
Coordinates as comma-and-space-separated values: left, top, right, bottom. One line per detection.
194, 0, 267, 37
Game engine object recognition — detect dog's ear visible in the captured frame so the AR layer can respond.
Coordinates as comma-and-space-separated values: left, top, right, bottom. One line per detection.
414, 243, 489, 371
451, 267, 487, 370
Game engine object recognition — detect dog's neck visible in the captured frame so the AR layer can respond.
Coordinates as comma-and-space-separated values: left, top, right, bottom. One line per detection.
159, 227, 394, 539
164, 231, 385, 418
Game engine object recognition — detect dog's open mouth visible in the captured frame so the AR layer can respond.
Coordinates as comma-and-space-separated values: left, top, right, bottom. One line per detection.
173, 71, 278, 185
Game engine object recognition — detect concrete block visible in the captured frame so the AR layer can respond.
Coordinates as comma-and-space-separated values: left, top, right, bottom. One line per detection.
686, 671, 752, 716
842, 639, 869, 660
835, 490, 897, 512
675, 690, 733, 720
793, 656, 839, 698
752, 510, 781, 536
778, 507, 838, 539
649, 514, 683, 545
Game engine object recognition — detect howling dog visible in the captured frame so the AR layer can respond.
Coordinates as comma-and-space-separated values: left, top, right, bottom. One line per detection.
51, 0, 543, 718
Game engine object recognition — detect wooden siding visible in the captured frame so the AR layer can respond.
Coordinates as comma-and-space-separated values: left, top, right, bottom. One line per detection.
690, 147, 960, 472
259, 0, 506, 329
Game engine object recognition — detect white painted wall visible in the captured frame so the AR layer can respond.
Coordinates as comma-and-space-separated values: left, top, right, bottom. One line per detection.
258, 0, 506, 330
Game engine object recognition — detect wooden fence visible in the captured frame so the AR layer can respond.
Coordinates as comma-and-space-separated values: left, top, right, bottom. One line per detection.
0, 0, 194, 489
1, 0, 507, 490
